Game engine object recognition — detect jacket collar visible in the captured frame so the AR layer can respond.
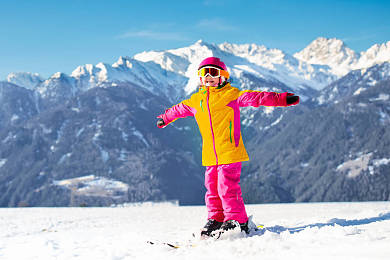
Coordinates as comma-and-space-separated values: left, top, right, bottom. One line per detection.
199, 82, 231, 93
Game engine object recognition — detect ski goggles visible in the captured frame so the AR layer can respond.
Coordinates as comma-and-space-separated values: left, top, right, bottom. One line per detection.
198, 66, 229, 78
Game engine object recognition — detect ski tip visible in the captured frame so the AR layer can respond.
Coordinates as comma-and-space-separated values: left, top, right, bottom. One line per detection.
147, 240, 180, 249
166, 243, 180, 249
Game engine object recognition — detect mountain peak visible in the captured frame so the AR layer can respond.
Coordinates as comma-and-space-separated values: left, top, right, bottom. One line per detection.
195, 39, 205, 45
359, 41, 390, 66
294, 37, 355, 61
313, 37, 345, 46
51, 72, 66, 79
6, 72, 44, 90
112, 56, 133, 68
294, 37, 359, 76
193, 39, 210, 46
190, 39, 217, 51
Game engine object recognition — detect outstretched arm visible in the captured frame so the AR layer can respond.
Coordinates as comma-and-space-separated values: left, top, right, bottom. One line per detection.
156, 100, 196, 128
237, 90, 299, 107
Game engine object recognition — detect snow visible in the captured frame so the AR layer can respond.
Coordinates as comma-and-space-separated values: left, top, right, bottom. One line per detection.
353, 87, 367, 96
53, 175, 129, 198
0, 202, 389, 260
132, 129, 149, 147
336, 153, 372, 178
10, 114, 19, 122
358, 41, 390, 68
121, 131, 128, 142
75, 127, 84, 137
55, 121, 68, 144
300, 162, 309, 168
0, 158, 7, 168
101, 149, 110, 163
370, 94, 390, 102
135, 40, 335, 93
6, 72, 44, 90
294, 38, 390, 77
372, 158, 390, 167
336, 153, 390, 177
40, 124, 52, 134
6, 38, 390, 105
263, 114, 283, 131
294, 37, 359, 76
58, 153, 72, 164
378, 110, 390, 125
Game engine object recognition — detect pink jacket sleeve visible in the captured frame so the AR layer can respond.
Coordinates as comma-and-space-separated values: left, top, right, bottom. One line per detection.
237, 90, 297, 107
157, 100, 197, 126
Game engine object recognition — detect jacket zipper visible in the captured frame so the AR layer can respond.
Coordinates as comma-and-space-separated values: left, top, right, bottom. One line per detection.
206, 88, 218, 165
229, 121, 233, 143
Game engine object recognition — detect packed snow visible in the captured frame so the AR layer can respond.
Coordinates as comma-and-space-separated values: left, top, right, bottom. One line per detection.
0, 201, 389, 260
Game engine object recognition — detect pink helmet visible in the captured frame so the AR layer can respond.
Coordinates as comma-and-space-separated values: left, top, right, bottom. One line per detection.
198, 57, 227, 71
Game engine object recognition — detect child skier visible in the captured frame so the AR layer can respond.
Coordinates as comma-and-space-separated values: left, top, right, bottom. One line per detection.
156, 57, 299, 237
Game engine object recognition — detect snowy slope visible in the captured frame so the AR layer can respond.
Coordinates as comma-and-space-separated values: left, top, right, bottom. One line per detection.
315, 62, 390, 105
218, 42, 335, 90
1, 202, 389, 260
70, 57, 187, 101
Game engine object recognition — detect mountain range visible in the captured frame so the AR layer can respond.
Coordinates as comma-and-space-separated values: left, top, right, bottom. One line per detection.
1, 37, 390, 206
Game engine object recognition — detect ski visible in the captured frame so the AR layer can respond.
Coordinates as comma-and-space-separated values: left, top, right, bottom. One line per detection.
147, 223, 265, 248
146, 240, 196, 249
146, 240, 180, 248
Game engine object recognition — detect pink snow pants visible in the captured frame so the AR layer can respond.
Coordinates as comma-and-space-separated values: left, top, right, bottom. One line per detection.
204, 162, 248, 223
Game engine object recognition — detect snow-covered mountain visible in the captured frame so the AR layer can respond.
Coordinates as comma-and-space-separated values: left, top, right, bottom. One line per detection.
294, 37, 390, 77
315, 62, 390, 105
134, 39, 335, 94
7, 72, 44, 90
70, 57, 187, 101
5, 37, 390, 103
1, 37, 390, 207
359, 41, 390, 68
0, 82, 41, 127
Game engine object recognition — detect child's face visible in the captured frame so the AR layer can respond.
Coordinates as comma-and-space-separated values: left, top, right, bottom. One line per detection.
202, 76, 220, 87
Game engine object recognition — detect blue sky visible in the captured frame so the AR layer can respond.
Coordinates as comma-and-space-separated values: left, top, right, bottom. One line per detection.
1, 0, 389, 79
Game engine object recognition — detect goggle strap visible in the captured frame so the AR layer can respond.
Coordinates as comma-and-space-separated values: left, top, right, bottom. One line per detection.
220, 70, 229, 78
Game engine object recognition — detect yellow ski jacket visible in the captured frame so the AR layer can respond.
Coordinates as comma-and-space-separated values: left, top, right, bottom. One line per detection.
158, 83, 297, 166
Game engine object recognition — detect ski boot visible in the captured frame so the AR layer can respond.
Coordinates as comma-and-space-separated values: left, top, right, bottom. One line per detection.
200, 219, 223, 237
215, 220, 249, 238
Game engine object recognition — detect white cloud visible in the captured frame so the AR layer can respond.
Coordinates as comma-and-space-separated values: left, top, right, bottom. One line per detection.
196, 18, 238, 32
342, 33, 379, 43
342, 27, 389, 44
117, 30, 189, 41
